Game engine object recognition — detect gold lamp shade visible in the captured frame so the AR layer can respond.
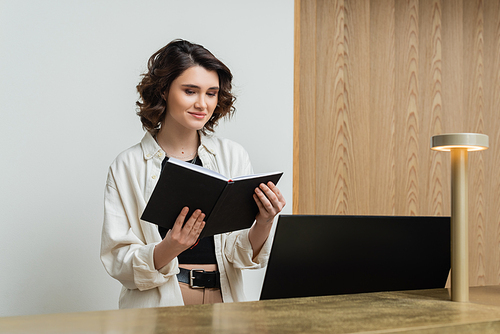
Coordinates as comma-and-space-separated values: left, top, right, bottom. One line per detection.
431, 133, 489, 151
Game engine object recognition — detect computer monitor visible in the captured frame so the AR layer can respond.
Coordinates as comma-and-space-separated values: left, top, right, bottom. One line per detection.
260, 215, 450, 300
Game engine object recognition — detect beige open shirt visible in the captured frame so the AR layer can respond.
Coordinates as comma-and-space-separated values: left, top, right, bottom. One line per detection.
100, 132, 272, 309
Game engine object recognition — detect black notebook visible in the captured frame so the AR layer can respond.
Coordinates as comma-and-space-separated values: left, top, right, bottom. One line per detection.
141, 158, 283, 239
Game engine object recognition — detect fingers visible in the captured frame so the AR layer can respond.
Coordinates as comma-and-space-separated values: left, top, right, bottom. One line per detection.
171, 207, 206, 243
253, 193, 267, 213
182, 208, 203, 231
268, 182, 286, 204
171, 206, 190, 233
253, 182, 286, 227
254, 182, 286, 213
189, 220, 205, 246
187, 211, 205, 239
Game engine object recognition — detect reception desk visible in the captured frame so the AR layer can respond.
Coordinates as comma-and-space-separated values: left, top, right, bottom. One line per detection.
2, 286, 500, 333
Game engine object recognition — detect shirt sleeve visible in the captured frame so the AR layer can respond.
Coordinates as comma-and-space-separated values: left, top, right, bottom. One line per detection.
100, 171, 178, 291
223, 228, 273, 269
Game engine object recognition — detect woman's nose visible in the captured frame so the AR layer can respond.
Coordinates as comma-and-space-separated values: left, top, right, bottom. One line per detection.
194, 95, 207, 110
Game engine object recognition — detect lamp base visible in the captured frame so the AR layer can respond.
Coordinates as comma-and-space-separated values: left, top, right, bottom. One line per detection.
450, 148, 469, 302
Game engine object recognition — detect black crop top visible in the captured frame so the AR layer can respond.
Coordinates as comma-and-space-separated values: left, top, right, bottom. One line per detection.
159, 156, 217, 264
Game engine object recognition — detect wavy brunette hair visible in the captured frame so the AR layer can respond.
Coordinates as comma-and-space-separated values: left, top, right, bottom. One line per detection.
136, 40, 235, 135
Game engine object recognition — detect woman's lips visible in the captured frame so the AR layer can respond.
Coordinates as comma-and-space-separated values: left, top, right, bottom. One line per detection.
188, 112, 206, 119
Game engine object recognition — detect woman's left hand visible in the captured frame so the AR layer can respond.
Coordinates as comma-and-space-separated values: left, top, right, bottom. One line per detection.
254, 182, 286, 226
248, 182, 286, 256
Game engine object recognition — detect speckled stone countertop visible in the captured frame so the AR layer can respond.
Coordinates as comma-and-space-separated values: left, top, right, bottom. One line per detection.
2, 286, 500, 333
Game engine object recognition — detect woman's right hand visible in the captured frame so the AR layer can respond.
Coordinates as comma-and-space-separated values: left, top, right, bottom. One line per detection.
153, 207, 205, 270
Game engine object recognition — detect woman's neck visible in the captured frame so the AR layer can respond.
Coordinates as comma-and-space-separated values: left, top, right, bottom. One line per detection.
156, 123, 200, 161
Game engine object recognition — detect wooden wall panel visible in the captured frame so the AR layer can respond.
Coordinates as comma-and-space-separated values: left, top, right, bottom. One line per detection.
441, 0, 464, 132
483, 0, 500, 286
316, 0, 346, 214
345, 0, 370, 215
294, 0, 500, 286
293, 0, 317, 214
369, 0, 396, 215
419, 0, 446, 216
464, 0, 487, 287
395, 0, 420, 215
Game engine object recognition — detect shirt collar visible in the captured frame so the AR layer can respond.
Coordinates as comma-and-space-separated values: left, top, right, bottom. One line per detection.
141, 132, 163, 160
140, 131, 217, 160
199, 132, 217, 156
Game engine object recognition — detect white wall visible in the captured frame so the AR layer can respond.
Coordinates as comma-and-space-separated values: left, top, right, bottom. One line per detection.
0, 0, 293, 317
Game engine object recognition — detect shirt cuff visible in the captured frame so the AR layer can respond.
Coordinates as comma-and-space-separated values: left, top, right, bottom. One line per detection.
226, 229, 272, 269
132, 243, 178, 291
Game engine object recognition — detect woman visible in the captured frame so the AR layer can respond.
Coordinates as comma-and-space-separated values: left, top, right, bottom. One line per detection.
100, 39, 286, 308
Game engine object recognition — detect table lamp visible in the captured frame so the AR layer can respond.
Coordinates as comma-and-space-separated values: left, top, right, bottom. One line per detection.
430, 133, 489, 302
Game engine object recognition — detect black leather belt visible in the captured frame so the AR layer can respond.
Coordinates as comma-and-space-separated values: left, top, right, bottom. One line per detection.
177, 267, 221, 289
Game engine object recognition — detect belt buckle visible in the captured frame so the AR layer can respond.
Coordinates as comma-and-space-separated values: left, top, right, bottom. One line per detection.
190, 269, 205, 288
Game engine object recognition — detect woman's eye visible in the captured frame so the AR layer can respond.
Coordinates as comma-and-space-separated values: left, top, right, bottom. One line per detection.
185, 89, 195, 95
207, 91, 218, 97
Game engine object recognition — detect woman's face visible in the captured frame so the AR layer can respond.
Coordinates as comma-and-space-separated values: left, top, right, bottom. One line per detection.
164, 65, 219, 132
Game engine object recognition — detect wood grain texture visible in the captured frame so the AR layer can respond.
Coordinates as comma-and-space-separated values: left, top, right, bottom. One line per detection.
483, 0, 500, 287
344, 0, 370, 215
316, 0, 347, 214
369, 0, 397, 215
463, 0, 486, 287
420, 0, 446, 216
294, 0, 500, 286
395, 0, 420, 215
293, 0, 317, 214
